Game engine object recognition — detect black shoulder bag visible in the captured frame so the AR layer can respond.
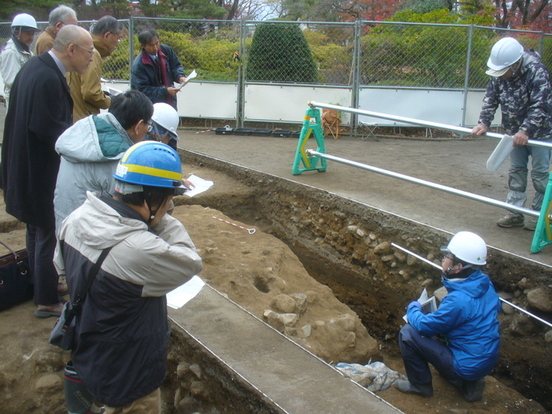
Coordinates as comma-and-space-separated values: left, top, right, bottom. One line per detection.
49, 247, 112, 351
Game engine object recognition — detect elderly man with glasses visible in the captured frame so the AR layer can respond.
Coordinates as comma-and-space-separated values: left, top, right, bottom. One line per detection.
1, 25, 94, 318
68, 15, 125, 122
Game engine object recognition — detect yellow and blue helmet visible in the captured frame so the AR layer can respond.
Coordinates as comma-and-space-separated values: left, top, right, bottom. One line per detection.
113, 141, 182, 189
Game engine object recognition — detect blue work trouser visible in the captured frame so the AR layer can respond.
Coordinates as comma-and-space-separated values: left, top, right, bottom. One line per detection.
398, 324, 463, 387
507, 142, 551, 212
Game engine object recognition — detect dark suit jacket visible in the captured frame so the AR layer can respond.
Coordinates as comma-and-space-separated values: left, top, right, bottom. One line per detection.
1, 52, 73, 227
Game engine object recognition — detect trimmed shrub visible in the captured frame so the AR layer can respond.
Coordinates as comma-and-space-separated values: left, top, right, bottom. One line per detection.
247, 23, 318, 83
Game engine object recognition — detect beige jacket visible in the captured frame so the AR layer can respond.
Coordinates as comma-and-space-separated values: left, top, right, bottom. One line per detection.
68, 37, 111, 122
34, 27, 56, 55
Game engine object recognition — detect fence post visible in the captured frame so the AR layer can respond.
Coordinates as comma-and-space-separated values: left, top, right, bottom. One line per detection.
236, 19, 247, 128
292, 106, 326, 175
461, 24, 474, 131
129, 17, 134, 85
351, 20, 362, 134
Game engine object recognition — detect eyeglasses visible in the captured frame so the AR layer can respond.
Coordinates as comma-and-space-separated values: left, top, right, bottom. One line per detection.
109, 32, 125, 42
442, 254, 454, 262
147, 121, 153, 132
74, 43, 95, 56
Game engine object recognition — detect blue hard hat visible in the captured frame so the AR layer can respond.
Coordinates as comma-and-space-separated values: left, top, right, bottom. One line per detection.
113, 141, 182, 188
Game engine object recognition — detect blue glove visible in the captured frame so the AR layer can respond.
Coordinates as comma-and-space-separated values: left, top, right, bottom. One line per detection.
407, 301, 422, 311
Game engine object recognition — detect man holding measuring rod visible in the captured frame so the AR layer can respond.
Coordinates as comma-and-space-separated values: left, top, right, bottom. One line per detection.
395, 231, 501, 402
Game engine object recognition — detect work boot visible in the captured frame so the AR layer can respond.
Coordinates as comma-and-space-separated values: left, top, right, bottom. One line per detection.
462, 378, 485, 402
394, 379, 433, 398
524, 216, 538, 231
497, 213, 524, 228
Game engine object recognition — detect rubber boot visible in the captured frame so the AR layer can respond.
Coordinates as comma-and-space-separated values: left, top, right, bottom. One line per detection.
462, 378, 486, 402
394, 379, 434, 398
64, 361, 104, 414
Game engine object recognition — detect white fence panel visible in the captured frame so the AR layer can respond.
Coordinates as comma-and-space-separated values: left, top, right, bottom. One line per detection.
244, 85, 352, 124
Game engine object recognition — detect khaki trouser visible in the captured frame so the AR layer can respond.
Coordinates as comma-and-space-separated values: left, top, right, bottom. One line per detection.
104, 388, 161, 414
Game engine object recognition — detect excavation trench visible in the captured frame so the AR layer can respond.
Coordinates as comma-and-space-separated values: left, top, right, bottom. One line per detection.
170, 148, 552, 413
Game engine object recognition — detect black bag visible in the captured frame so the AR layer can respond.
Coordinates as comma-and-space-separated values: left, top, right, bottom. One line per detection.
49, 301, 77, 350
0, 240, 33, 311
49, 246, 112, 351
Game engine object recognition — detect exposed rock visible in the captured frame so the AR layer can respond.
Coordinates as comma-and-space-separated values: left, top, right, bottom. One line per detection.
271, 294, 297, 313
190, 380, 208, 398
189, 363, 202, 379
263, 309, 284, 332
301, 324, 312, 337
527, 286, 552, 313
280, 313, 299, 326
406, 254, 417, 266
374, 242, 392, 255
176, 362, 190, 379
34, 373, 62, 393
434, 286, 448, 302
290, 293, 308, 314
502, 301, 515, 315
509, 314, 538, 336
545, 330, 552, 343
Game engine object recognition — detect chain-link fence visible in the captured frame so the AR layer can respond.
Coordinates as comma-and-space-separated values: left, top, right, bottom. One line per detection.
1, 17, 551, 122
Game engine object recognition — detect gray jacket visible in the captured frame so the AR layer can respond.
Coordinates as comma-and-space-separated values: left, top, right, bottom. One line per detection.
54, 112, 135, 233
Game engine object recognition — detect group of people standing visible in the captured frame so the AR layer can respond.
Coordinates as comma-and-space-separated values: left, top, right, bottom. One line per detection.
0, 6, 199, 413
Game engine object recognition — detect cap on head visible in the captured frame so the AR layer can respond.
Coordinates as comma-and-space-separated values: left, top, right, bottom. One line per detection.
152, 103, 179, 140
11, 13, 38, 31
486, 37, 523, 77
441, 231, 487, 266
113, 141, 182, 189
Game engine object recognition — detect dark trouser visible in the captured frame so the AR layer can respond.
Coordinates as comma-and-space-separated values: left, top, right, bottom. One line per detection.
26, 223, 59, 306
399, 324, 463, 388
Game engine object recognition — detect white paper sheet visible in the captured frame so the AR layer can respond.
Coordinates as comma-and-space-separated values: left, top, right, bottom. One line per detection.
185, 174, 213, 197
486, 134, 514, 171
175, 69, 197, 89
167, 275, 205, 309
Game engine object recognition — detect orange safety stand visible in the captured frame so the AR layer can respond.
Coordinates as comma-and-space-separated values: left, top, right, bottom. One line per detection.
322, 108, 341, 139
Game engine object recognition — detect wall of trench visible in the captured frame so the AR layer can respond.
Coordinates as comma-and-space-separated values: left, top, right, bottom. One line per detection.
176, 149, 552, 412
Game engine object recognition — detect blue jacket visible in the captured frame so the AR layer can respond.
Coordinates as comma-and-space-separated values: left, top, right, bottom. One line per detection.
131, 44, 185, 109
407, 269, 501, 380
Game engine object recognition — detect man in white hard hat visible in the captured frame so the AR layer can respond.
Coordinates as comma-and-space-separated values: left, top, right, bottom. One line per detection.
472, 37, 552, 231
34, 5, 78, 55
0, 13, 38, 106
1, 25, 94, 318
147, 102, 180, 149
395, 231, 501, 403
145, 102, 194, 196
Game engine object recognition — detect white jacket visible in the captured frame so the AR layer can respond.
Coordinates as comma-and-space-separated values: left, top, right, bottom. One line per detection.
0, 38, 32, 104
54, 112, 135, 233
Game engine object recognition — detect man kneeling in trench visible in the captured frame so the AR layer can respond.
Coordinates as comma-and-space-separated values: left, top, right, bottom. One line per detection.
395, 231, 501, 402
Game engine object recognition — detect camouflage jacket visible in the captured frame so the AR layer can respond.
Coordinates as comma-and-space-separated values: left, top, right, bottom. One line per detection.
478, 50, 552, 140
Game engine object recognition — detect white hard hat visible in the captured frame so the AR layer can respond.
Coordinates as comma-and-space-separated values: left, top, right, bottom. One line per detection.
486, 37, 523, 77
441, 231, 487, 266
11, 13, 38, 31
152, 103, 179, 140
